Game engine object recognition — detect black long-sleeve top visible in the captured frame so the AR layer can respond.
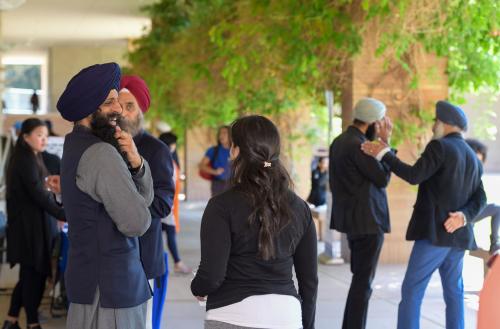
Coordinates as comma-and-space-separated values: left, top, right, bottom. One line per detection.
191, 188, 318, 329
6, 148, 64, 275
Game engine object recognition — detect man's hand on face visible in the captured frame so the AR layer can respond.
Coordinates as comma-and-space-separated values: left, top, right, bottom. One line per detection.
114, 126, 142, 169
377, 117, 393, 144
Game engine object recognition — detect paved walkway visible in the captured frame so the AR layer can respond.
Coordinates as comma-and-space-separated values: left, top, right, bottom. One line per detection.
0, 201, 484, 329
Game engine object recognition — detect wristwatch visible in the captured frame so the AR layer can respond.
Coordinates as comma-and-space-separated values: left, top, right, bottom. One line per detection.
129, 156, 144, 176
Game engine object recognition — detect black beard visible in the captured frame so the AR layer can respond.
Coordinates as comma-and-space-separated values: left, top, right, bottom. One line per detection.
90, 111, 130, 166
365, 123, 377, 141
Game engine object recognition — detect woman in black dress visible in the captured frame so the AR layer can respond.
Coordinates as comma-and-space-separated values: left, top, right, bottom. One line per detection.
2, 118, 64, 329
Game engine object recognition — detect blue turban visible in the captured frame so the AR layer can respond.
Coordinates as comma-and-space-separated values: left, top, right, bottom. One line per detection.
57, 63, 121, 122
436, 100, 468, 131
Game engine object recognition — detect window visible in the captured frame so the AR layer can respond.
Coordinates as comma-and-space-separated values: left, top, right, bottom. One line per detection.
2, 52, 48, 114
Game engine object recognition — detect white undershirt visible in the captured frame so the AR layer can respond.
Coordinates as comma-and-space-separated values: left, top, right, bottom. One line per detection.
206, 294, 302, 329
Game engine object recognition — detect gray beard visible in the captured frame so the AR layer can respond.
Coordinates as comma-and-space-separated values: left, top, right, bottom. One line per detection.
122, 114, 143, 137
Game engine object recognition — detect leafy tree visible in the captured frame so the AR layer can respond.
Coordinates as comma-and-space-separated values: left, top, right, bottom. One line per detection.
128, 0, 499, 147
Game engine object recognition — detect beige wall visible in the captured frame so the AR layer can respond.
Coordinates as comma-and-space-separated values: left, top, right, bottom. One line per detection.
185, 127, 213, 201
48, 43, 129, 112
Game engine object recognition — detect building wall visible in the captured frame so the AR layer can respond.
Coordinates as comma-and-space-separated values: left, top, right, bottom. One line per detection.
48, 44, 129, 112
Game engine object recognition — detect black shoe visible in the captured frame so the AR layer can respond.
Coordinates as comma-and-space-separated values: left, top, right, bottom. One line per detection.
1, 320, 20, 329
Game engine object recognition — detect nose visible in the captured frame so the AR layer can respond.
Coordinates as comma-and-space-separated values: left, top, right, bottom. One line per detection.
112, 101, 123, 114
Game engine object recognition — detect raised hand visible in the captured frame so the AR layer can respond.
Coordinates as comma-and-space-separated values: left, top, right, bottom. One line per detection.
114, 126, 142, 169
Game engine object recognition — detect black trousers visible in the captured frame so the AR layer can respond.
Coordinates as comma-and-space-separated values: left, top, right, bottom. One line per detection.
342, 231, 384, 329
8, 265, 47, 324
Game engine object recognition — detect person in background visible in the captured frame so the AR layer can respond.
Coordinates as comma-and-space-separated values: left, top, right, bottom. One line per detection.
44, 120, 58, 137
329, 98, 392, 329
307, 156, 329, 207
119, 75, 175, 329
30, 90, 39, 114
158, 132, 191, 274
199, 126, 231, 196
2, 118, 65, 329
362, 100, 486, 329
192, 115, 318, 329
465, 139, 500, 254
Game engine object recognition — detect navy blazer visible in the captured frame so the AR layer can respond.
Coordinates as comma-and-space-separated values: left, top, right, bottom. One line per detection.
135, 130, 175, 279
329, 126, 391, 234
382, 133, 486, 250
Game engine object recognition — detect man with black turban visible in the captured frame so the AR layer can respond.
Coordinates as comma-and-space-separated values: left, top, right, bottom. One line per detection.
57, 62, 154, 329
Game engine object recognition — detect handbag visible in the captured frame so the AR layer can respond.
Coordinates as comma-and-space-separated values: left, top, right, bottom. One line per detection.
199, 145, 220, 181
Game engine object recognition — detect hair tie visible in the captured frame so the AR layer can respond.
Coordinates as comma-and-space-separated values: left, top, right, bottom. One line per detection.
264, 161, 272, 168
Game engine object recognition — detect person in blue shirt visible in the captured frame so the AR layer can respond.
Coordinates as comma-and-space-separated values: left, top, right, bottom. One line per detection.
199, 126, 231, 196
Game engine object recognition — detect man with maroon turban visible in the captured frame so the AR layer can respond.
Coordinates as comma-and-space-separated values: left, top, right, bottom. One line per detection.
119, 75, 175, 329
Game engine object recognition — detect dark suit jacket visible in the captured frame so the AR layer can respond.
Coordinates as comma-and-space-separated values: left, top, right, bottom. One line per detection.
135, 130, 175, 279
382, 132, 486, 250
329, 126, 391, 234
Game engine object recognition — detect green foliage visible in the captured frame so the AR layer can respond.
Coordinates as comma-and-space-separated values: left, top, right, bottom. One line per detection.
128, 0, 500, 147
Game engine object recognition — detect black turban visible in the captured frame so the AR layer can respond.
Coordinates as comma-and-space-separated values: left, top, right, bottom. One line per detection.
57, 62, 121, 122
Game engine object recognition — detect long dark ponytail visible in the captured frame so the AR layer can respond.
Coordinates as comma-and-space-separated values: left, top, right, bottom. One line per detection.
230, 115, 293, 260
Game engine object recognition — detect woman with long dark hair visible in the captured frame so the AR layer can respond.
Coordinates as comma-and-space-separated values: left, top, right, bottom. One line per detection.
191, 115, 318, 329
2, 118, 65, 329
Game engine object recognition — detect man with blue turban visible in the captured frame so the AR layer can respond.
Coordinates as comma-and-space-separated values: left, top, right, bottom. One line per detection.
57, 63, 154, 329
361, 100, 486, 329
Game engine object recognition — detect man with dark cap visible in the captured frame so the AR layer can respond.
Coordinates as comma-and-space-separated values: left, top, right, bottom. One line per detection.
329, 97, 393, 329
362, 100, 486, 329
57, 63, 154, 329
119, 75, 175, 329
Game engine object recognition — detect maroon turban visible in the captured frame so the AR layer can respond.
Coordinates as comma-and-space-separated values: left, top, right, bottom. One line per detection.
120, 75, 151, 113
